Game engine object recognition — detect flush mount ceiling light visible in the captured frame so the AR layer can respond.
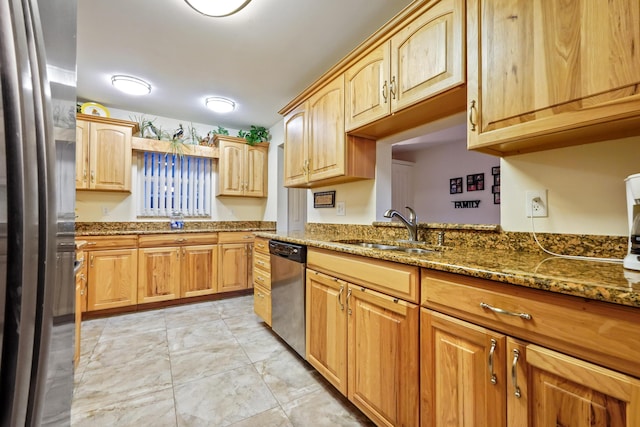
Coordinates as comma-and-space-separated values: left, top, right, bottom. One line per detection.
111, 75, 151, 95
205, 96, 236, 113
184, 0, 252, 17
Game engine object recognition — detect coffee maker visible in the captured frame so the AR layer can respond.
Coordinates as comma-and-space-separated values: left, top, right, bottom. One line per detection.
623, 173, 640, 271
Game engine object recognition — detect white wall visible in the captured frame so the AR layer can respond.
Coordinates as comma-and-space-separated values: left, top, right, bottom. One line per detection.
501, 136, 640, 236
76, 106, 279, 222
407, 140, 499, 224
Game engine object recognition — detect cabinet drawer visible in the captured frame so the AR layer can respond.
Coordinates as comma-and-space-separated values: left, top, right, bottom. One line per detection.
254, 284, 272, 326
83, 235, 137, 249
253, 266, 271, 290
253, 251, 270, 273
218, 231, 255, 244
307, 248, 419, 303
422, 269, 640, 378
254, 237, 269, 255
138, 233, 217, 248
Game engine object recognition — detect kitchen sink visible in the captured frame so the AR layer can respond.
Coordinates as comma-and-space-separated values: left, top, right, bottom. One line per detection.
333, 239, 436, 254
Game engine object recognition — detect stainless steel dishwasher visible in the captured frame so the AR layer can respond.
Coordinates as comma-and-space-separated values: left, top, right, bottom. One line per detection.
269, 240, 307, 359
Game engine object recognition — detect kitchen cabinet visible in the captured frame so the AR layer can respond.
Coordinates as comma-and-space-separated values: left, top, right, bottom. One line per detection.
74, 245, 87, 367
422, 309, 640, 427
466, 0, 640, 156
137, 233, 218, 303
84, 236, 138, 311
252, 237, 272, 325
75, 113, 137, 191
306, 248, 420, 427
421, 269, 640, 426
215, 135, 268, 198
218, 231, 254, 293
283, 75, 376, 188
345, 0, 465, 133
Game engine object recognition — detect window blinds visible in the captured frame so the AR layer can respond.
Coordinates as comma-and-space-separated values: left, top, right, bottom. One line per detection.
138, 152, 212, 217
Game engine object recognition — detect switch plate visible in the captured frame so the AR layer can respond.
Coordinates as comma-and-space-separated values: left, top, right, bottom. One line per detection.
102, 206, 109, 216
525, 190, 548, 217
336, 201, 346, 216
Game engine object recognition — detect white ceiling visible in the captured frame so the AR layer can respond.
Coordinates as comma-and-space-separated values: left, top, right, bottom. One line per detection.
77, 0, 415, 131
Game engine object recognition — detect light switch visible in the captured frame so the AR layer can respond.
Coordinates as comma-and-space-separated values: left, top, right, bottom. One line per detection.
336, 201, 346, 216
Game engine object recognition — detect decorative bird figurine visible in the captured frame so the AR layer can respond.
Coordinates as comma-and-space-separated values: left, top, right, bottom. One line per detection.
172, 124, 184, 140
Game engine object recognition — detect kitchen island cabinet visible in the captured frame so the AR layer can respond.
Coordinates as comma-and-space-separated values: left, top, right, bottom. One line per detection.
84, 236, 138, 311
76, 114, 137, 191
306, 248, 420, 427
466, 0, 640, 156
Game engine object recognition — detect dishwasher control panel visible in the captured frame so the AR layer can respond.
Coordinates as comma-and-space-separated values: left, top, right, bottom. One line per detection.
269, 240, 306, 263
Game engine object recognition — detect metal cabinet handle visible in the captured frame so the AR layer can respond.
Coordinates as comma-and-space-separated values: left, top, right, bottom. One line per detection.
337, 285, 344, 311
489, 339, 497, 385
90, 170, 95, 183
256, 276, 264, 282
469, 100, 477, 131
86, 242, 97, 246
175, 238, 186, 243
512, 349, 522, 398
243, 235, 252, 239
176, 249, 180, 259
382, 80, 388, 103
257, 260, 265, 266
389, 76, 397, 100
89, 254, 94, 268
480, 302, 532, 320
346, 288, 352, 315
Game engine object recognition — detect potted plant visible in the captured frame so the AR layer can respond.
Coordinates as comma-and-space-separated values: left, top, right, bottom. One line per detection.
238, 125, 271, 145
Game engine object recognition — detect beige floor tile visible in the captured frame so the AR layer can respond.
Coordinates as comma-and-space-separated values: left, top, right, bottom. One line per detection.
174, 365, 278, 427
254, 348, 322, 405
170, 339, 251, 385
89, 329, 168, 369
234, 326, 286, 363
71, 387, 177, 427
164, 304, 222, 329
166, 319, 235, 353
223, 312, 268, 336
228, 407, 293, 427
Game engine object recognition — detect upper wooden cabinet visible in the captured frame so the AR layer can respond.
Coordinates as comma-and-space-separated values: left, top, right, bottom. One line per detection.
345, 0, 466, 133
215, 135, 268, 198
467, 0, 640, 155
75, 114, 137, 191
284, 75, 376, 188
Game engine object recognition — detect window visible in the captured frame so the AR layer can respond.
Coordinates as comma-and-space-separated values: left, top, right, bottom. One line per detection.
137, 152, 212, 217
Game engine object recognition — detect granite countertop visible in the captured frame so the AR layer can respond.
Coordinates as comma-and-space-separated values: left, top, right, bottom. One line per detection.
76, 227, 273, 236
75, 221, 276, 236
256, 231, 640, 309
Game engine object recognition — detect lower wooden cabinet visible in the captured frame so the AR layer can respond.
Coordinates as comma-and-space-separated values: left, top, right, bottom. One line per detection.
138, 234, 218, 303
421, 308, 640, 427
306, 269, 420, 427
218, 231, 254, 293
252, 237, 272, 325
87, 247, 138, 311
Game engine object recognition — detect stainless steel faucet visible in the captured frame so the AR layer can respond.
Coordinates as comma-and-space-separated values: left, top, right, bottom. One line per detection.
384, 206, 418, 241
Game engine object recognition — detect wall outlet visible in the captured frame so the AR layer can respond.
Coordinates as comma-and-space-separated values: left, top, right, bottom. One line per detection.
336, 201, 346, 216
102, 206, 109, 216
525, 190, 548, 217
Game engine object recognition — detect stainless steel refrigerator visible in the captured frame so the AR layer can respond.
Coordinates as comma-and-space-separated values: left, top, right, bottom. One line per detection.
0, 0, 77, 425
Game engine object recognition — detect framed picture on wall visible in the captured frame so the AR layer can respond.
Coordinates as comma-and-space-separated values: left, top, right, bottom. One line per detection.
494, 192, 501, 204
492, 166, 500, 175
450, 177, 463, 194
467, 173, 484, 192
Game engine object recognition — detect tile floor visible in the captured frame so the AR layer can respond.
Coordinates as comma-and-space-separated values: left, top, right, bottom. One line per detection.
72, 295, 375, 426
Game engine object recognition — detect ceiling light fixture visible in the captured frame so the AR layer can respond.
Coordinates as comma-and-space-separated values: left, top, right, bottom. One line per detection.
205, 96, 236, 113
184, 0, 251, 17
111, 75, 151, 95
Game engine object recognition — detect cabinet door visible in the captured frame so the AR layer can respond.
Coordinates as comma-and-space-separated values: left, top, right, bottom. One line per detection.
283, 102, 309, 187
253, 284, 272, 326
345, 43, 391, 131
308, 75, 345, 182
523, 344, 640, 427
467, 0, 640, 153
89, 122, 132, 191
218, 140, 245, 196
181, 244, 217, 298
137, 247, 181, 304
390, 0, 465, 112
75, 120, 89, 189
348, 286, 419, 427
217, 243, 249, 292
87, 249, 138, 311
305, 270, 348, 395
421, 309, 506, 427
244, 144, 268, 197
